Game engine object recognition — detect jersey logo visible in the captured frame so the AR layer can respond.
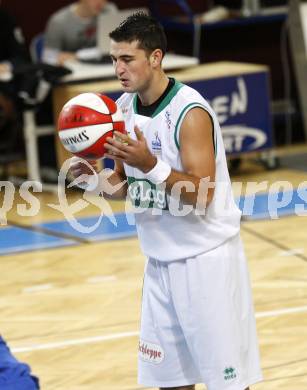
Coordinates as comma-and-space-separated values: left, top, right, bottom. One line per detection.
165, 110, 171, 129
127, 177, 168, 210
151, 132, 162, 155
223, 367, 237, 381
139, 340, 164, 364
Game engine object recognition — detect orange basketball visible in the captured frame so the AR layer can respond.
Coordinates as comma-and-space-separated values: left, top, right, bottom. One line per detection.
57, 92, 126, 160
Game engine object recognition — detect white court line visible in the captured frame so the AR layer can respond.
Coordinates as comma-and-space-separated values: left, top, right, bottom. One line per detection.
86, 275, 117, 284
11, 305, 307, 354
23, 284, 54, 293
11, 331, 139, 353
279, 248, 305, 256
255, 305, 307, 318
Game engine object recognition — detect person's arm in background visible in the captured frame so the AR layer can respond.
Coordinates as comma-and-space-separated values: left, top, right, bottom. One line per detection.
42, 13, 76, 66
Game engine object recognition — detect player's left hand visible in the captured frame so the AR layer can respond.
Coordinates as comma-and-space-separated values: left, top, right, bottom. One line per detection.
104, 126, 157, 173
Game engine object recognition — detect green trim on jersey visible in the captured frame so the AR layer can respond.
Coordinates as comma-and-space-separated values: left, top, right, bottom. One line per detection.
174, 103, 217, 157
133, 80, 184, 118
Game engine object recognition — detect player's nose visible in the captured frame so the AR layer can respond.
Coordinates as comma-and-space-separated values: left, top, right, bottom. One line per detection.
115, 61, 126, 76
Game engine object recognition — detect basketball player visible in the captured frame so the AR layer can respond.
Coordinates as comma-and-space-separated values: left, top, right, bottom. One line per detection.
70, 13, 262, 390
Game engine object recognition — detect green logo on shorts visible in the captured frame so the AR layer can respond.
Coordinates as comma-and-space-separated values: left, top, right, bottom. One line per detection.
224, 367, 237, 380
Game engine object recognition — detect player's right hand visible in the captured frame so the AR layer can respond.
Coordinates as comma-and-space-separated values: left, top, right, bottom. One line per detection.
69, 156, 99, 179
68, 156, 100, 190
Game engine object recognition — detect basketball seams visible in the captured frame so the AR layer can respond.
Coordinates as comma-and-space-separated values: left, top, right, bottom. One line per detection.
58, 105, 114, 130
58, 93, 126, 159
97, 93, 117, 114
59, 123, 113, 143
63, 92, 117, 114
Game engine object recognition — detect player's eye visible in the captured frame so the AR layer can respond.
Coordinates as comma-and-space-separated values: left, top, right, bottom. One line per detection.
122, 57, 133, 63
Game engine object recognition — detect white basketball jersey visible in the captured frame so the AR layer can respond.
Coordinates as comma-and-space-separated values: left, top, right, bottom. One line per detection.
117, 80, 241, 261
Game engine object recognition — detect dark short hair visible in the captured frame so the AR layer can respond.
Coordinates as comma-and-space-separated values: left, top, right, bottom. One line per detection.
109, 12, 167, 57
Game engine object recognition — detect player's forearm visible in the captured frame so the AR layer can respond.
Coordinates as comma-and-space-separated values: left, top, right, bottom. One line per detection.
165, 169, 215, 209
140, 157, 215, 208
97, 169, 128, 199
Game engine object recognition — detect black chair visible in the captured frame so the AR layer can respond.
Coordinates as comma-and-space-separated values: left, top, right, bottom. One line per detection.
0, 114, 25, 180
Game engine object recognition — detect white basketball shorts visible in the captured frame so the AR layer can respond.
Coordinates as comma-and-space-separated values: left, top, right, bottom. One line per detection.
138, 233, 262, 390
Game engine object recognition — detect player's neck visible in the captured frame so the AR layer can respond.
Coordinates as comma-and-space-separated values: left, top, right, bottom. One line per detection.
138, 72, 169, 106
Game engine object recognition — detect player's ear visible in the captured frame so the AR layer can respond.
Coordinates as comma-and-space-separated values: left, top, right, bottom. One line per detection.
150, 49, 163, 67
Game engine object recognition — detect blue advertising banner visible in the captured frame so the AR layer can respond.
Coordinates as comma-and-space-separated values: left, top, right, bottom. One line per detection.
186, 72, 273, 155
107, 71, 273, 156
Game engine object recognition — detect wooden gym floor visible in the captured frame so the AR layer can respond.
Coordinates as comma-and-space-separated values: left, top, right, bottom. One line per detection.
0, 151, 307, 390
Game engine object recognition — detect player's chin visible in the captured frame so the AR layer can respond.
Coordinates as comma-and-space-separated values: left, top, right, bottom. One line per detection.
120, 82, 135, 92
121, 85, 135, 93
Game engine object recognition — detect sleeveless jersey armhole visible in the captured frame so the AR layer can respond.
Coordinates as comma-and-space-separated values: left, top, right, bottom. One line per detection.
174, 103, 217, 158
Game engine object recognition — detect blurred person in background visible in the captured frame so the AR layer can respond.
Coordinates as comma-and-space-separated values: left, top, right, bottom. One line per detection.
43, 0, 118, 65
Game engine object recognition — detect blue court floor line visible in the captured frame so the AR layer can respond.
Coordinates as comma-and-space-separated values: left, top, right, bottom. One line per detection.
2, 188, 306, 256
37, 212, 137, 240
37, 189, 307, 237
236, 187, 307, 220
1, 240, 78, 256
0, 213, 137, 256
0, 226, 77, 256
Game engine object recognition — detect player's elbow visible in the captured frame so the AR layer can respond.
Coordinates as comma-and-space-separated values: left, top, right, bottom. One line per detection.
194, 175, 215, 207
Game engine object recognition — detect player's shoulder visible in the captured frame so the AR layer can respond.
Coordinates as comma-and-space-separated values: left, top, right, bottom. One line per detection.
169, 82, 210, 116
176, 82, 207, 105
173, 82, 218, 126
